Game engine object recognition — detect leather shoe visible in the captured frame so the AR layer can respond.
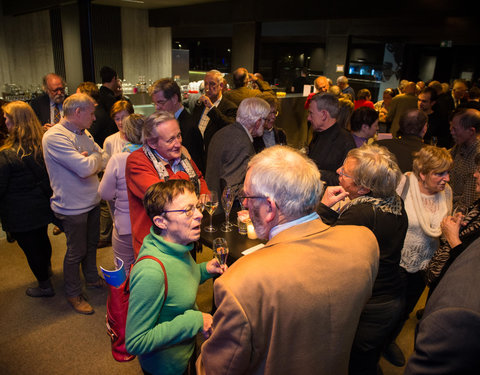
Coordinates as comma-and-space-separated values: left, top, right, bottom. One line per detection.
67, 295, 94, 315
26, 286, 55, 298
52, 226, 62, 235
86, 278, 106, 289
382, 341, 405, 367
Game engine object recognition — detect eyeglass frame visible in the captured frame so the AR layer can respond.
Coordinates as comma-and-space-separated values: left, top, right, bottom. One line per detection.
337, 166, 354, 179
162, 202, 204, 217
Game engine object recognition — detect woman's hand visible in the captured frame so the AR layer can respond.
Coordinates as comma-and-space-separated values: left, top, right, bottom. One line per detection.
321, 186, 349, 208
206, 258, 228, 274
441, 214, 463, 248
201, 313, 213, 339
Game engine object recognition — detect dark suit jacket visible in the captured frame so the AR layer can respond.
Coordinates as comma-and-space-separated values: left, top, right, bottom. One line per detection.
30, 94, 52, 125
308, 122, 356, 186
376, 135, 424, 173
89, 86, 118, 147
191, 97, 237, 155
405, 237, 480, 374
177, 108, 205, 173
205, 122, 254, 196
253, 127, 287, 153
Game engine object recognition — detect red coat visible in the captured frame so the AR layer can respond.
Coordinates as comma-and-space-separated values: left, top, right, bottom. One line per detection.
125, 147, 209, 257
354, 99, 375, 110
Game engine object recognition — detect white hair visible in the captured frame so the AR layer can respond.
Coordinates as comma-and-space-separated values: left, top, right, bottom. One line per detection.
236, 97, 270, 129
248, 145, 323, 220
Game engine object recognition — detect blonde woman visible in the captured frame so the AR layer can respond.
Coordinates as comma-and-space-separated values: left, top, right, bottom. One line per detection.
0, 101, 54, 297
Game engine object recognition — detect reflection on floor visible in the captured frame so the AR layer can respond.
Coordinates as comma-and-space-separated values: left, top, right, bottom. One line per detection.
0, 225, 423, 374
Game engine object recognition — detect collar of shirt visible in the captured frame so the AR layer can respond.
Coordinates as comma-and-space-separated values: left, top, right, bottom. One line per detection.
61, 119, 85, 135
174, 106, 184, 119
240, 123, 254, 142
153, 149, 183, 173
269, 212, 319, 240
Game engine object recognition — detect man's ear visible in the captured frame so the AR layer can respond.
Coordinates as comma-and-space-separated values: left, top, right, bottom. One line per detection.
153, 215, 167, 231
170, 94, 179, 105
264, 198, 277, 223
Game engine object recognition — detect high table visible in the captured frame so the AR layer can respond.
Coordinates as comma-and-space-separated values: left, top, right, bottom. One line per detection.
200, 212, 264, 265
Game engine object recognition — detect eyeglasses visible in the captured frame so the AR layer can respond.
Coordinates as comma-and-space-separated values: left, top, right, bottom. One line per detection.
163, 202, 204, 217
268, 110, 279, 117
49, 87, 65, 93
338, 167, 354, 179
238, 195, 268, 201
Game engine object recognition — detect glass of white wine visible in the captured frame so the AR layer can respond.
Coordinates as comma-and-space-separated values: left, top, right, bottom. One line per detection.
221, 186, 235, 232
213, 237, 229, 267
204, 191, 219, 232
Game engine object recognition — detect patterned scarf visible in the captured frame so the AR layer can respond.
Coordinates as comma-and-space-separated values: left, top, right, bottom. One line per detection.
142, 144, 201, 194
123, 142, 142, 153
341, 194, 403, 216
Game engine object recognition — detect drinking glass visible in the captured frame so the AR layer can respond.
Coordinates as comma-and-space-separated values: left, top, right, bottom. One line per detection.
453, 204, 469, 217
213, 237, 229, 266
203, 191, 218, 232
221, 186, 235, 232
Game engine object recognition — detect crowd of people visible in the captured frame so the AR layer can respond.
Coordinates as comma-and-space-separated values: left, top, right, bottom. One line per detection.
1, 65, 480, 374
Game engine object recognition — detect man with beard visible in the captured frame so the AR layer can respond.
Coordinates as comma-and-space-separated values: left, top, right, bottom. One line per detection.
197, 145, 379, 375
30, 73, 67, 131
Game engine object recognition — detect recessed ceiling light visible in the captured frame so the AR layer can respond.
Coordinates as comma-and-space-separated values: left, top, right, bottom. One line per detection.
121, 0, 145, 4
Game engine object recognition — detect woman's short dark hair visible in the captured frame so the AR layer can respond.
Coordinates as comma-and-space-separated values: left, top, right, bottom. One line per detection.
143, 180, 196, 222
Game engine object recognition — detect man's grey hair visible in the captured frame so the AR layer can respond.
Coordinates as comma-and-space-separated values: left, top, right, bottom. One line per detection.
346, 144, 402, 198
236, 97, 270, 129
337, 75, 348, 84
310, 93, 340, 118
63, 93, 95, 117
42, 73, 66, 91
247, 145, 323, 220
206, 70, 224, 84
143, 111, 176, 144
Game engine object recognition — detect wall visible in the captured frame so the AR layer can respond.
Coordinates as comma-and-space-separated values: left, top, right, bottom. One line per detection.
0, 9, 54, 95
121, 7, 171, 85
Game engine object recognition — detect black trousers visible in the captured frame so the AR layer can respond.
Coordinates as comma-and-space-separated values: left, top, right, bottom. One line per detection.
11, 225, 52, 283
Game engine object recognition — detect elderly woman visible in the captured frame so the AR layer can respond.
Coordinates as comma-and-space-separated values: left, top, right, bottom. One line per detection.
103, 100, 134, 158
253, 96, 287, 153
126, 179, 225, 375
0, 101, 54, 297
99, 114, 145, 272
317, 144, 407, 375
426, 152, 480, 293
384, 146, 452, 366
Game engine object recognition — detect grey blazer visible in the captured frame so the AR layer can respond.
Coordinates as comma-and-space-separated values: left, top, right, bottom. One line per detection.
205, 122, 254, 196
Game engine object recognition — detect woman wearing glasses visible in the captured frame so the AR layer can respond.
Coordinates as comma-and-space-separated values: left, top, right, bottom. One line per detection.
383, 146, 452, 365
317, 144, 408, 375
126, 179, 225, 375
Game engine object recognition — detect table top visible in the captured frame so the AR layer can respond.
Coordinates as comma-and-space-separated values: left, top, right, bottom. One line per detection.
200, 211, 264, 265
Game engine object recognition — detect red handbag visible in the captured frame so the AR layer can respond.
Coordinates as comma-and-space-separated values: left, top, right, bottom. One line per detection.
106, 255, 168, 362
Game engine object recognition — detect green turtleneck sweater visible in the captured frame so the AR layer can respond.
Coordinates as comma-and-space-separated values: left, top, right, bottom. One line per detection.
126, 227, 212, 375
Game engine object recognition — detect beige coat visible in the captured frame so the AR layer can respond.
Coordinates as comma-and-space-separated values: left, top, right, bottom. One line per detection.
197, 218, 379, 375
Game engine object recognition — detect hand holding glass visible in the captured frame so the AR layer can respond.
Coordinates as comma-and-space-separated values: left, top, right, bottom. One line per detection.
213, 237, 229, 267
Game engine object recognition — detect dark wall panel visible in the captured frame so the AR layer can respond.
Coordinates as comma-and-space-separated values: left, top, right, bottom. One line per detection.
91, 4, 123, 82
49, 7, 66, 79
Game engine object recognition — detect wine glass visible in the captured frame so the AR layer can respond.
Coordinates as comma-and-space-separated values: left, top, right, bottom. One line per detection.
453, 204, 469, 218
213, 237, 229, 267
221, 186, 235, 232
203, 191, 218, 232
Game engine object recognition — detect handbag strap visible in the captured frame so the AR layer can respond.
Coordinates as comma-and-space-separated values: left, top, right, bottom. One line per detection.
130, 255, 168, 308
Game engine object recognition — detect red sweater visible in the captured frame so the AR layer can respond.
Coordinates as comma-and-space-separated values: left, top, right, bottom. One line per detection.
125, 148, 209, 257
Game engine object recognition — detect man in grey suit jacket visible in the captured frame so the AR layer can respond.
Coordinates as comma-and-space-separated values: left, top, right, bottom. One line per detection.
405, 236, 480, 374
205, 97, 270, 197
197, 146, 379, 375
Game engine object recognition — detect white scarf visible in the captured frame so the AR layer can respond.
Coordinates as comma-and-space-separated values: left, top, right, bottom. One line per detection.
406, 172, 452, 237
